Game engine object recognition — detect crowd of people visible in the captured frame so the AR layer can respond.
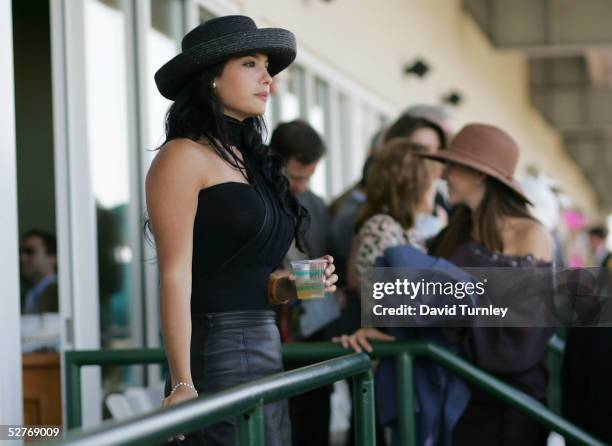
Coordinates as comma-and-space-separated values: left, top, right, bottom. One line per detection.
115, 12, 612, 446
12, 10, 612, 446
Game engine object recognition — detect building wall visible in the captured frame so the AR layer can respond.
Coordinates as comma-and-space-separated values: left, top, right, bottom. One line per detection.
238, 0, 598, 215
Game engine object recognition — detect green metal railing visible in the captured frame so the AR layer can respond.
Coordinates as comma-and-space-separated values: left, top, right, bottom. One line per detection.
546, 334, 566, 414
61, 340, 605, 446
54, 353, 374, 446
64, 348, 166, 429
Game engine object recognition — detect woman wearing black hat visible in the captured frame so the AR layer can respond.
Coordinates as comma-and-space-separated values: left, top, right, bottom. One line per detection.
146, 15, 337, 445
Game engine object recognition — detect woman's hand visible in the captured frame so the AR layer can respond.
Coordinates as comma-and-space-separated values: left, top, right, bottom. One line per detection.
332, 327, 395, 353
321, 255, 339, 293
162, 384, 198, 441
275, 255, 339, 302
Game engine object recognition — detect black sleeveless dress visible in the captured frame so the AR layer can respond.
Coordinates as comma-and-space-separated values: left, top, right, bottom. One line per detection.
164, 117, 295, 446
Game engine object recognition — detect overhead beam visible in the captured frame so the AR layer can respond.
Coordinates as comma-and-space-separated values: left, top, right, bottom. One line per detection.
463, 0, 612, 211
563, 138, 612, 209
530, 85, 612, 131
464, 0, 612, 53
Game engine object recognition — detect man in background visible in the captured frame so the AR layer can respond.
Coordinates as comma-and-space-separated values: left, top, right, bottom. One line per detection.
587, 225, 611, 267
20, 229, 58, 314
270, 120, 338, 446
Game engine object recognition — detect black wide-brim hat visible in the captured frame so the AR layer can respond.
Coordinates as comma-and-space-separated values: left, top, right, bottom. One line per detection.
155, 15, 297, 100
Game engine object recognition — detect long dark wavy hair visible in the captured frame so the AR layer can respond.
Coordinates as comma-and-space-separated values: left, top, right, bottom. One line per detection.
430, 177, 536, 259
144, 61, 310, 251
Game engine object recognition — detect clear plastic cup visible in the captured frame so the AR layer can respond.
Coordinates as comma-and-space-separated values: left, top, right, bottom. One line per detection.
290, 259, 328, 300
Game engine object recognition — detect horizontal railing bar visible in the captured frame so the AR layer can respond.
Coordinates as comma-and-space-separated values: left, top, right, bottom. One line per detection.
61, 338, 602, 446
64, 348, 166, 366
419, 342, 603, 446
49, 353, 371, 446
63, 337, 565, 366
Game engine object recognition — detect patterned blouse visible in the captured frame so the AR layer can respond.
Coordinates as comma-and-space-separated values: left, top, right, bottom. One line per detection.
355, 214, 421, 277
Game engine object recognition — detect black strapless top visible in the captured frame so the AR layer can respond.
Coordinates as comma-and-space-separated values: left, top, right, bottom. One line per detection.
190, 118, 295, 314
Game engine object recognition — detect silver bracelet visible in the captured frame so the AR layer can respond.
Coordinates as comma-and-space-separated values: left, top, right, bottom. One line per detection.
170, 381, 198, 396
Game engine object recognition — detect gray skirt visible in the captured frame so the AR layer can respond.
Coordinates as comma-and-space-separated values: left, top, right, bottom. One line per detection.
165, 310, 291, 446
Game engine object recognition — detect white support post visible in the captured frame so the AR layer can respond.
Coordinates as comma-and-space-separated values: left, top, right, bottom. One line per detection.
0, 0, 24, 430
123, 0, 145, 381
133, 0, 164, 385
62, 0, 102, 427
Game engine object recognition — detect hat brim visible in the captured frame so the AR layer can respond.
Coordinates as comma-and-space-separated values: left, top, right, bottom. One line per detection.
155, 27, 296, 100
417, 150, 533, 205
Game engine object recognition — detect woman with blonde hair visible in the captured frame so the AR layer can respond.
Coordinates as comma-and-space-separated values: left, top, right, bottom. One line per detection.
337, 138, 468, 446
337, 125, 554, 445
345, 138, 437, 312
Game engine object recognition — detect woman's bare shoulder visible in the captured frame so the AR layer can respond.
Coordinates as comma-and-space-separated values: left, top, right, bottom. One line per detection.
147, 138, 212, 186
513, 219, 553, 261
156, 138, 213, 162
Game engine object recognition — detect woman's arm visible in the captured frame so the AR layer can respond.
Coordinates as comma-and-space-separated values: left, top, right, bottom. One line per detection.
145, 140, 205, 404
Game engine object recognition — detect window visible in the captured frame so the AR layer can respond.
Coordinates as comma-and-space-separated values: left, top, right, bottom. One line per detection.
84, 0, 133, 349
308, 77, 331, 198
148, 0, 182, 154
279, 65, 305, 122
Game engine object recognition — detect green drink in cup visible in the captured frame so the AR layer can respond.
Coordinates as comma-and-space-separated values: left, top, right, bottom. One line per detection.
290, 259, 328, 299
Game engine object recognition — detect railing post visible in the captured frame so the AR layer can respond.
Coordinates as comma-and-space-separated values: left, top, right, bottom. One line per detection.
397, 352, 416, 446
237, 401, 264, 446
65, 353, 82, 429
546, 345, 562, 414
353, 369, 376, 446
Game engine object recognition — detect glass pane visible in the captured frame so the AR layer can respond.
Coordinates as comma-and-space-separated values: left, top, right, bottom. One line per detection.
84, 0, 131, 345
378, 112, 389, 128
263, 76, 281, 143
84, 0, 137, 397
199, 6, 215, 23
148, 0, 182, 157
308, 78, 330, 199
338, 93, 353, 186
280, 65, 304, 122
362, 104, 378, 158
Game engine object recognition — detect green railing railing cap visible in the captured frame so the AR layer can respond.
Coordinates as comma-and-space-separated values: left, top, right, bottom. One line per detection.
60, 339, 605, 446
53, 353, 373, 446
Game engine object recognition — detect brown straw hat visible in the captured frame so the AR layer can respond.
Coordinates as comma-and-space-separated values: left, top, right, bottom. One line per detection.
417, 123, 532, 204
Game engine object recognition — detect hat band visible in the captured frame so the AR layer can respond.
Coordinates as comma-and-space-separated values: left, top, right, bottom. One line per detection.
449, 146, 516, 182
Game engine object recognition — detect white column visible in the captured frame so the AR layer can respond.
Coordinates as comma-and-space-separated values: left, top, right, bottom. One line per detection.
328, 86, 344, 198
60, 0, 102, 427
133, 0, 164, 385
50, 0, 73, 426
0, 0, 24, 430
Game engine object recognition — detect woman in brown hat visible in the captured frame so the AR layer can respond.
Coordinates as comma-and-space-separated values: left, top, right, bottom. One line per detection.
334, 124, 554, 445
425, 123, 554, 445
145, 15, 337, 445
